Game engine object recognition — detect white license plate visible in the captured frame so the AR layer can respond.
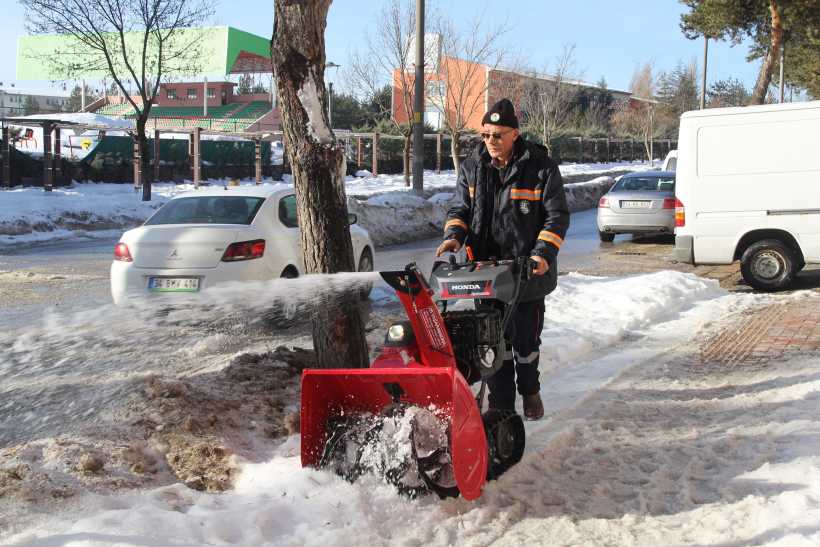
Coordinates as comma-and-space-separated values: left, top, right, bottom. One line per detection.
148, 277, 200, 292
621, 200, 652, 209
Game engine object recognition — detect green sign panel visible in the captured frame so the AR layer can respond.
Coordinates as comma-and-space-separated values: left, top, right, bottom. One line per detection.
16, 26, 271, 80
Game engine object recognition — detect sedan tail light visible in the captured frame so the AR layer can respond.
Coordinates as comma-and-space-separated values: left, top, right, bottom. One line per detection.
662, 198, 676, 209
674, 198, 685, 227
114, 242, 133, 262
598, 196, 610, 208
222, 239, 266, 261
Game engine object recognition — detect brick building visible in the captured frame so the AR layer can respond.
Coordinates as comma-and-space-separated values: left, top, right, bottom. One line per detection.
392, 38, 632, 132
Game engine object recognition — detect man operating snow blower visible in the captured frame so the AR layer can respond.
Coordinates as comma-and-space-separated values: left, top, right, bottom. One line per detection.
436, 98, 570, 420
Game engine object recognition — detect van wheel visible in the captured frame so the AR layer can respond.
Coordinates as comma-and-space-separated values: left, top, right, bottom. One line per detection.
357, 248, 374, 299
598, 231, 615, 243
740, 239, 797, 291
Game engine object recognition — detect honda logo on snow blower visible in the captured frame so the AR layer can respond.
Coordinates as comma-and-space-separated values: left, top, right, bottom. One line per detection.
441, 280, 493, 299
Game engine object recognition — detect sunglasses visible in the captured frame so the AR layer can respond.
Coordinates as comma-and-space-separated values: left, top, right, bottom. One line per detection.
481, 130, 513, 141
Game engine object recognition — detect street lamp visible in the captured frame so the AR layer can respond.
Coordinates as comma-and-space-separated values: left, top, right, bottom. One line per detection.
325, 61, 341, 128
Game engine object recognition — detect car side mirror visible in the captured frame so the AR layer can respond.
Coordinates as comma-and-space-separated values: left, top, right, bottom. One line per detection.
348, 213, 358, 225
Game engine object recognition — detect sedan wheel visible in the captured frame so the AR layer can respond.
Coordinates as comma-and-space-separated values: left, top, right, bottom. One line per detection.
357, 248, 374, 299
598, 231, 615, 243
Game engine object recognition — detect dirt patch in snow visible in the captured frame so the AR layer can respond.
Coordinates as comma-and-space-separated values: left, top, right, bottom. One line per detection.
0, 346, 314, 534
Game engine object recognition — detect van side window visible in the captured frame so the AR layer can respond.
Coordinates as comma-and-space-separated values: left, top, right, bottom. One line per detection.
279, 195, 299, 228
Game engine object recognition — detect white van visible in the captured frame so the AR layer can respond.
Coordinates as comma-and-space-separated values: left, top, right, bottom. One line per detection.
673, 101, 820, 290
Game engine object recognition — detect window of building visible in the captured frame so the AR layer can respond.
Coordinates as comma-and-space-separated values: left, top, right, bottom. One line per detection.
207, 88, 215, 99
187, 88, 197, 99
166, 88, 177, 100
426, 81, 445, 98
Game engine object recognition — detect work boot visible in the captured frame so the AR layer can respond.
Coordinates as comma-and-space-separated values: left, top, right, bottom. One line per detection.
523, 393, 544, 420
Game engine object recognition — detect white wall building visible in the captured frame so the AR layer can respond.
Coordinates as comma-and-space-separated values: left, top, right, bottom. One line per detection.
0, 86, 71, 117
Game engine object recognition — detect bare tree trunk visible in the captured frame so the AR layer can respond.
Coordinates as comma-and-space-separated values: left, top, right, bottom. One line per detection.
450, 132, 461, 174
751, 0, 784, 104
272, 0, 368, 370
643, 129, 651, 162
403, 134, 411, 186
136, 116, 150, 201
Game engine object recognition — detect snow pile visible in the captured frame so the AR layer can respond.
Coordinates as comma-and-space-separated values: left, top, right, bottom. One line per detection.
0, 183, 178, 246
541, 271, 726, 365
563, 175, 614, 212
9, 272, 817, 547
347, 190, 451, 246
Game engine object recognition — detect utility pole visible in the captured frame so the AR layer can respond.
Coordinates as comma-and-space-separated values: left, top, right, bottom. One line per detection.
412, 0, 425, 194
328, 81, 333, 127
204, 76, 208, 117
700, 36, 708, 109
325, 61, 340, 129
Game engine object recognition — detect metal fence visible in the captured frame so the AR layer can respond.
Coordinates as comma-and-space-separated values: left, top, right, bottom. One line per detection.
1, 122, 676, 188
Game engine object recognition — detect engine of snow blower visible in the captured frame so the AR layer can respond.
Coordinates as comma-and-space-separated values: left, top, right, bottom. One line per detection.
300, 257, 534, 500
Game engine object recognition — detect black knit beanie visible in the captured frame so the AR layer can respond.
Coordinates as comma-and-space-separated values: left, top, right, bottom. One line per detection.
481, 98, 519, 128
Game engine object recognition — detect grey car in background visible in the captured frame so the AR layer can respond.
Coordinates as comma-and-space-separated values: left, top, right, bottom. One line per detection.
597, 171, 677, 242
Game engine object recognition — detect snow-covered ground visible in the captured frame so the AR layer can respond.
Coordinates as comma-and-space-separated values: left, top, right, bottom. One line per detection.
345, 160, 652, 197
5, 271, 819, 546
0, 161, 648, 248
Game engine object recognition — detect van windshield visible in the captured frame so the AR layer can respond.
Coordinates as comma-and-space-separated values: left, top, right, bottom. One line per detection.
612, 175, 676, 193
145, 196, 265, 225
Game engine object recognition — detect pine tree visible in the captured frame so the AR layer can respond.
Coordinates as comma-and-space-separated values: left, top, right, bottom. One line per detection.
707, 78, 750, 107
680, 0, 820, 102
68, 85, 94, 112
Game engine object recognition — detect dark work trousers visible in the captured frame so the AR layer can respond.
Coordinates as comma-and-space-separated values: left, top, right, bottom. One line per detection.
487, 298, 546, 410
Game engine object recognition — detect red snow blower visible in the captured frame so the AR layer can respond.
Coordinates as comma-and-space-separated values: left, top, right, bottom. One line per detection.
301, 256, 535, 500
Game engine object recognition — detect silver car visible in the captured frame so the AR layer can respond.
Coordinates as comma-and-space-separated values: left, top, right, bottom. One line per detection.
597, 171, 676, 242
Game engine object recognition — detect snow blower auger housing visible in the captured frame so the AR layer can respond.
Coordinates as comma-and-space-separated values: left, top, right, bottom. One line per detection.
301, 257, 534, 500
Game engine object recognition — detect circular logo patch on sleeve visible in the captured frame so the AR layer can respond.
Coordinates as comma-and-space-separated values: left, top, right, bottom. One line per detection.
490, 112, 500, 122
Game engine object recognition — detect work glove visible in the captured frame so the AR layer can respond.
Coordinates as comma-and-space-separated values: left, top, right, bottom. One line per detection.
435, 239, 461, 257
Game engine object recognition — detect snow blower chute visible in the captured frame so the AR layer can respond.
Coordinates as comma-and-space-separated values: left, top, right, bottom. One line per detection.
301, 257, 534, 500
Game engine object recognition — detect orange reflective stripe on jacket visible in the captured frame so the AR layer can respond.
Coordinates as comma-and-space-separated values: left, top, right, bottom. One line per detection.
538, 230, 563, 249
510, 188, 542, 201
444, 218, 468, 232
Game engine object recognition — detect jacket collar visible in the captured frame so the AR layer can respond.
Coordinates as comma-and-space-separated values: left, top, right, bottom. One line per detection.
477, 137, 530, 167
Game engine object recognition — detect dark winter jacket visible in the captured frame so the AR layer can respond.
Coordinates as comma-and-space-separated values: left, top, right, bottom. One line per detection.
443, 137, 570, 300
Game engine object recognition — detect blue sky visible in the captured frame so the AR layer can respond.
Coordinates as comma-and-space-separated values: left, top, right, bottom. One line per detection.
0, 0, 760, 95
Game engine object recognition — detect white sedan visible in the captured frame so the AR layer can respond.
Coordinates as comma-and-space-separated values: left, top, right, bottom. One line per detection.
110, 183, 375, 305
